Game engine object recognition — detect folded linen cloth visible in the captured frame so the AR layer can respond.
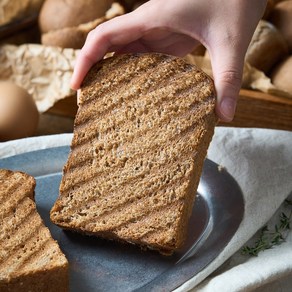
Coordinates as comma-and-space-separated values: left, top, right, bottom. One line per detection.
0, 133, 73, 158
181, 127, 292, 291
0, 127, 291, 291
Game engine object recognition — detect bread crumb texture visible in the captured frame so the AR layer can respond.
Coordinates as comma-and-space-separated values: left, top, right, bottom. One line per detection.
0, 169, 68, 292
50, 53, 216, 255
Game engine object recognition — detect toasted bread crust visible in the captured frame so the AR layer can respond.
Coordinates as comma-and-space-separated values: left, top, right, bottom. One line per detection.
51, 53, 217, 254
0, 169, 68, 292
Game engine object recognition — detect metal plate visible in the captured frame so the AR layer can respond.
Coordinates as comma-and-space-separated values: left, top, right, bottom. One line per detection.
0, 146, 244, 291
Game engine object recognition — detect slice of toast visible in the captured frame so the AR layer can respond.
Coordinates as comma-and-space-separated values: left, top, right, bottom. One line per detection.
50, 53, 217, 255
0, 169, 68, 292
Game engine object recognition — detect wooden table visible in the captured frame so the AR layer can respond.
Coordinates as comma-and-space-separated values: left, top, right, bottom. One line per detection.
42, 89, 292, 135
221, 89, 292, 131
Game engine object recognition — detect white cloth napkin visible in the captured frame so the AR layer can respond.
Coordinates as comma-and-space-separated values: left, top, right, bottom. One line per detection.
179, 127, 292, 292
0, 127, 291, 291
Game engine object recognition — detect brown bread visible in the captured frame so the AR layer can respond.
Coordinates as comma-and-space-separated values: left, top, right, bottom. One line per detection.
0, 169, 68, 292
50, 53, 217, 255
245, 20, 288, 73
41, 3, 125, 49
269, 0, 292, 52
39, 0, 115, 33
271, 55, 292, 94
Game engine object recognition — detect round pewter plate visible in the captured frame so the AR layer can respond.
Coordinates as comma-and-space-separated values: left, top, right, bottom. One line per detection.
0, 146, 244, 292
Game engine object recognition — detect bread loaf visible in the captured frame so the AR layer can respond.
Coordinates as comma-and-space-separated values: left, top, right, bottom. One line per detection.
41, 3, 125, 49
271, 55, 292, 94
0, 169, 68, 292
0, 0, 44, 26
269, 1, 292, 52
39, 0, 115, 33
262, 0, 285, 19
246, 20, 288, 73
50, 53, 217, 255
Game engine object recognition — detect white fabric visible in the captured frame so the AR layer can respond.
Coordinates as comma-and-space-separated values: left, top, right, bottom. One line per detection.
179, 127, 292, 292
0, 127, 291, 291
0, 133, 73, 158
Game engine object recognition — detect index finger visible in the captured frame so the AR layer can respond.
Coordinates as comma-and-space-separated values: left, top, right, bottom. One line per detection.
70, 11, 149, 90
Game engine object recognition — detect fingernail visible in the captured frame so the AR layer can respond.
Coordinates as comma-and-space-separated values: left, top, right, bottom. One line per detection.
220, 97, 236, 121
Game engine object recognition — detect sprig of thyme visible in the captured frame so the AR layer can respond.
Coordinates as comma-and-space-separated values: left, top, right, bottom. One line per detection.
242, 199, 292, 257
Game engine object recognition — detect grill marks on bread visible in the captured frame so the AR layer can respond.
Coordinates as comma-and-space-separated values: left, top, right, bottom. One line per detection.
0, 169, 68, 292
50, 53, 216, 255
72, 57, 211, 146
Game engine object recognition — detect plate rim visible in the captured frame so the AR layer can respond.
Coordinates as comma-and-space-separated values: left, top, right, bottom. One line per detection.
0, 145, 244, 291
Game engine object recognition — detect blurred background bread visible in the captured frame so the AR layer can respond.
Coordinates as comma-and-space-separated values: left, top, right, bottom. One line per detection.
41, 3, 124, 49
245, 19, 288, 74
271, 55, 292, 94
39, 1, 124, 49
269, 0, 292, 52
262, 0, 285, 18
0, 0, 44, 26
39, 0, 115, 33
0, 0, 43, 45
41, 26, 89, 49
119, 0, 147, 11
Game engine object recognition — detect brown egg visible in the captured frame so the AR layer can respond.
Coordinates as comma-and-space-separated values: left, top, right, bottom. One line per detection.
0, 82, 39, 141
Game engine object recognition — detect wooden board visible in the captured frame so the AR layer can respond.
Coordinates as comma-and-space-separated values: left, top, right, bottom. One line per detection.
220, 89, 292, 131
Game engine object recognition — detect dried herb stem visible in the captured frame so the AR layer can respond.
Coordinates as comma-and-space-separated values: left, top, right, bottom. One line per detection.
242, 199, 292, 256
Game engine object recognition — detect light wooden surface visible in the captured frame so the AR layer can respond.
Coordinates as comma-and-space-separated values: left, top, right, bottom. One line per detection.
221, 89, 292, 131
45, 89, 292, 134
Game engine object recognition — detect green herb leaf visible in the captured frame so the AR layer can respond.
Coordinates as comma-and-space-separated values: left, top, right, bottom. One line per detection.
241, 201, 292, 257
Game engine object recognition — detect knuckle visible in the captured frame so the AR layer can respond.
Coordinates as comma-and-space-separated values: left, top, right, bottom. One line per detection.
86, 27, 101, 41
86, 29, 95, 40
219, 69, 242, 87
86, 23, 105, 41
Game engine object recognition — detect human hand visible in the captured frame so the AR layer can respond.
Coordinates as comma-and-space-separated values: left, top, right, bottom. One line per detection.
71, 0, 267, 122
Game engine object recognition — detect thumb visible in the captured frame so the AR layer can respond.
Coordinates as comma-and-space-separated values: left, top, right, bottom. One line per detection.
209, 47, 244, 122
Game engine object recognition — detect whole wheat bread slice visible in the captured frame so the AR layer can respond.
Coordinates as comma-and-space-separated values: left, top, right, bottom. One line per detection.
0, 169, 68, 292
50, 53, 217, 255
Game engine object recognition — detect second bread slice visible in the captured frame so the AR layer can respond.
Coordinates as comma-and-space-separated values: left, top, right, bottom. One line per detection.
0, 169, 68, 292
50, 53, 217, 255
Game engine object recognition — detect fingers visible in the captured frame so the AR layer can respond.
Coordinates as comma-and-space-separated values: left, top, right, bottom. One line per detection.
197, 1, 267, 122
70, 11, 147, 90
71, 51, 97, 91
117, 30, 199, 57
208, 45, 244, 122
